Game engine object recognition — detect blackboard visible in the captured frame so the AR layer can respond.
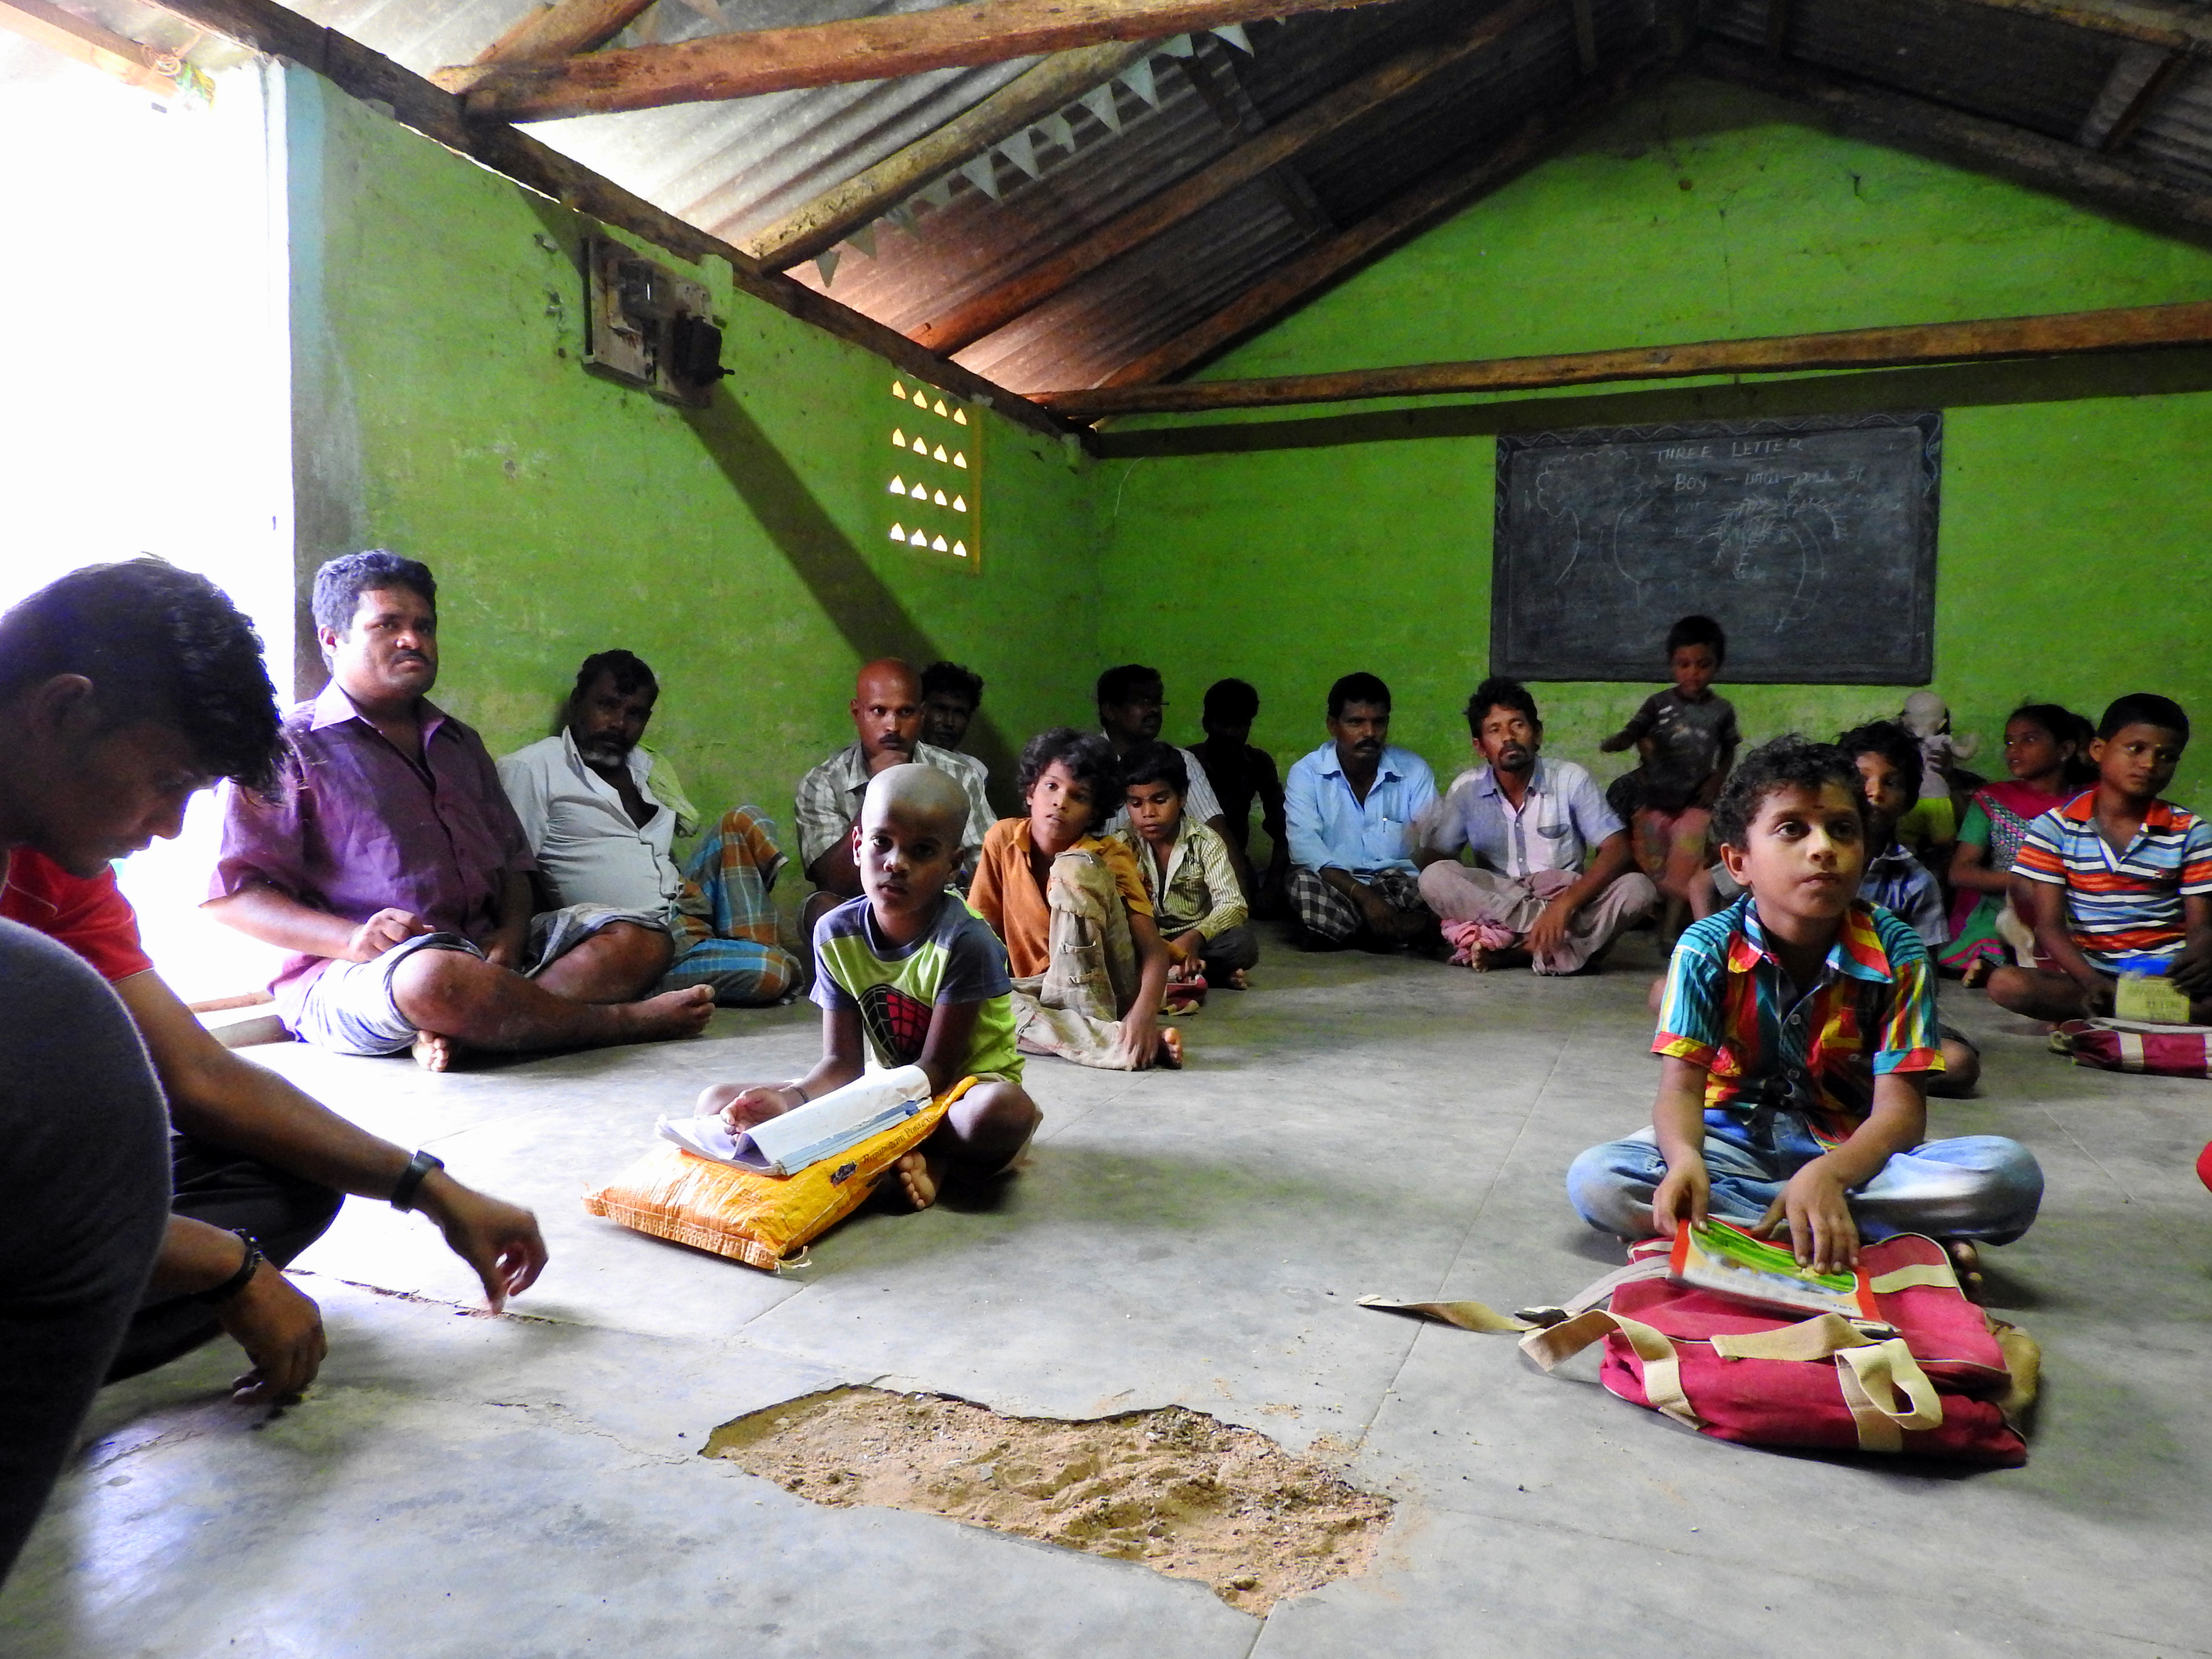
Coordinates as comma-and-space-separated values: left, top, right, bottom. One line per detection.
1491, 411, 1941, 684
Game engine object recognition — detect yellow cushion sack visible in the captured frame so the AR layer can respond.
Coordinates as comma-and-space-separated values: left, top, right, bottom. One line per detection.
583, 1077, 974, 1271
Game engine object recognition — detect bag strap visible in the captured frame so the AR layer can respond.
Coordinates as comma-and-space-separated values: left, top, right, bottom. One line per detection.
1518, 1308, 1704, 1431
1710, 1311, 1876, 1362
1358, 1258, 1672, 1335
1866, 1260, 1958, 1295
1834, 1338, 1946, 1450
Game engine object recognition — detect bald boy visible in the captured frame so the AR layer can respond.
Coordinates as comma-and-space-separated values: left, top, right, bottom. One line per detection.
793, 657, 994, 952
704, 764, 1039, 1210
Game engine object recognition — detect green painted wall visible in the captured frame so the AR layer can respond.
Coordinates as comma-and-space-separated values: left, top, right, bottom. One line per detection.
287, 69, 1100, 846
1097, 76, 2212, 812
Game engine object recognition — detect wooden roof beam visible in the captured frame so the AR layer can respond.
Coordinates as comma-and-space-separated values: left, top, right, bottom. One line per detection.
1038, 299, 2212, 418
1090, 47, 1668, 391
444, 0, 1410, 121
909, 0, 1569, 356
0, 0, 192, 96
2090, 45, 2192, 151
135, 0, 1082, 442
743, 39, 1157, 271
1692, 37, 2212, 240
469, 0, 661, 68
1949, 0, 2212, 54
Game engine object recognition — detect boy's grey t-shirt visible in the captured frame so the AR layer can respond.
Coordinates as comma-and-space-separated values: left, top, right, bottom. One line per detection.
1622, 689, 1741, 809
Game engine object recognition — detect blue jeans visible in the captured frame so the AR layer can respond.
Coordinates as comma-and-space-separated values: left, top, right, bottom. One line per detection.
1566, 1113, 2043, 1245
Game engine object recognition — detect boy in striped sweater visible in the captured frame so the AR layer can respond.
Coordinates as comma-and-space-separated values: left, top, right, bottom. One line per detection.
1989, 694, 2212, 1024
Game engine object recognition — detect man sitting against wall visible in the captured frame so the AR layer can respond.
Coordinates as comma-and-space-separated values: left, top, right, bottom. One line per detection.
0, 561, 548, 1575
794, 657, 993, 951
1283, 672, 1443, 951
1419, 677, 1657, 973
206, 553, 714, 1071
498, 649, 800, 1006
1094, 663, 1255, 899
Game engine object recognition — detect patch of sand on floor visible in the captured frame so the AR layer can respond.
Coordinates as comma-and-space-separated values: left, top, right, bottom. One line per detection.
704, 1388, 1392, 1613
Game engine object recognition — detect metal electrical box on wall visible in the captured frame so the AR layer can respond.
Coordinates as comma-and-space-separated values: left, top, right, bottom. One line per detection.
581, 237, 730, 406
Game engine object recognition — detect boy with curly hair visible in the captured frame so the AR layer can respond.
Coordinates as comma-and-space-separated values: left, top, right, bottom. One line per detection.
968, 729, 1181, 1070
1568, 736, 2041, 1287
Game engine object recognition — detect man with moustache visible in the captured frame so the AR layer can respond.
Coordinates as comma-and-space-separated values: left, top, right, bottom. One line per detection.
1283, 672, 1442, 950
793, 657, 992, 944
499, 650, 801, 1006
207, 553, 714, 1070
1419, 677, 1655, 973
1093, 663, 1255, 898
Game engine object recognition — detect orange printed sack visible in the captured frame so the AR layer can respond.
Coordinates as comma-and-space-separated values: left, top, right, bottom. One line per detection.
583, 1077, 973, 1271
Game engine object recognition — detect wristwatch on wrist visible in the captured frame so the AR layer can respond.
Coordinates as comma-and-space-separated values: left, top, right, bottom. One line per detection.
191, 1231, 265, 1306
390, 1148, 445, 1213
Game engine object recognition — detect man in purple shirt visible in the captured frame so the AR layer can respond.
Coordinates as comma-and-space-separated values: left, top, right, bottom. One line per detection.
206, 553, 713, 1070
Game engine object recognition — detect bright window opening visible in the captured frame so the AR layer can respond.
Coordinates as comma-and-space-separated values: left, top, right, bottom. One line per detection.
0, 51, 293, 1002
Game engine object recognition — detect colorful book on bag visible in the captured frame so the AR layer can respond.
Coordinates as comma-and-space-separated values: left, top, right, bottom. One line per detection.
1668, 1218, 1880, 1321
656, 1065, 933, 1177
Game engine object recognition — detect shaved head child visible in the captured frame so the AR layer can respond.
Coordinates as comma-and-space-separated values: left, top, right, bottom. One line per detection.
700, 765, 1039, 1210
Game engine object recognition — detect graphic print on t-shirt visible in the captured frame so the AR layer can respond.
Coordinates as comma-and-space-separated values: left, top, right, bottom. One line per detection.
859, 982, 935, 1066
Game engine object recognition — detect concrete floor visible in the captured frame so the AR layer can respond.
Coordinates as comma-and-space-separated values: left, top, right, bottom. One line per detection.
5, 924, 2211, 1657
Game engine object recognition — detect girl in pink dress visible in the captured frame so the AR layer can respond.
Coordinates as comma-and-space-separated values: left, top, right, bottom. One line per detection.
1942, 703, 2092, 982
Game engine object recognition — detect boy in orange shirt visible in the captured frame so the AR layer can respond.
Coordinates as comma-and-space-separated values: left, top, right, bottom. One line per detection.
968, 729, 1181, 1070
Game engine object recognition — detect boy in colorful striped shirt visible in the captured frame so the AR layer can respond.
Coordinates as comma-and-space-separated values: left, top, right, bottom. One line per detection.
700, 765, 1040, 1212
1568, 737, 2042, 1286
1991, 693, 2212, 1024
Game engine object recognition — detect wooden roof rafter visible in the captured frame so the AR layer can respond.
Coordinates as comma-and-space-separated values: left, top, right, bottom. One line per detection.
906, 0, 1574, 356
1086, 41, 1675, 393
1041, 298, 2212, 417
439, 0, 1414, 120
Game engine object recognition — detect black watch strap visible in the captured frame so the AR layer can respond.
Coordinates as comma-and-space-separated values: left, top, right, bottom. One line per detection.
390, 1149, 445, 1213
191, 1232, 264, 1306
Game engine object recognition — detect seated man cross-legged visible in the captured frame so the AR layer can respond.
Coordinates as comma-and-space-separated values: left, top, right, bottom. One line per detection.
700, 765, 1041, 1211
1283, 672, 1441, 951
499, 649, 800, 1007
794, 657, 993, 955
206, 553, 712, 1070
1566, 736, 2043, 1291
1419, 677, 1655, 973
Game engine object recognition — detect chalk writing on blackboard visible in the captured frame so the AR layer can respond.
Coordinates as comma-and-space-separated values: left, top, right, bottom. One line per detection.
1492, 412, 1940, 685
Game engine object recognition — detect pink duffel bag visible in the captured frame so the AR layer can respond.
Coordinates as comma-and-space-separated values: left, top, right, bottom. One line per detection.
1365, 1231, 2040, 1464
2052, 1018, 2212, 1078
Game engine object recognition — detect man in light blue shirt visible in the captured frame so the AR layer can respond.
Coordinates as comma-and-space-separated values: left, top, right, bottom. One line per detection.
1284, 673, 1442, 949
1419, 677, 1655, 973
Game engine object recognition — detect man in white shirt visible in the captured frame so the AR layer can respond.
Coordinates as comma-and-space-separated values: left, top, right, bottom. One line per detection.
1094, 663, 1253, 899
1419, 677, 1655, 974
499, 651, 799, 1004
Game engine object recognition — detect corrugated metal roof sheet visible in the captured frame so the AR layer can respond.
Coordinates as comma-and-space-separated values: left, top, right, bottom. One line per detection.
20, 0, 2210, 395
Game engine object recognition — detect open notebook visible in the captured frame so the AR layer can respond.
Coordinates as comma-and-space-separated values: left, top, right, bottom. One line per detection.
1669, 1218, 1882, 1321
657, 1065, 933, 1178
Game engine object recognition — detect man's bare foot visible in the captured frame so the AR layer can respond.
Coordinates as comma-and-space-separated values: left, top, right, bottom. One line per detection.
1944, 1239, 1984, 1300
1471, 944, 1532, 974
1226, 969, 1249, 989
1156, 1026, 1183, 1069
888, 1149, 945, 1212
411, 1030, 458, 1072
620, 984, 716, 1043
